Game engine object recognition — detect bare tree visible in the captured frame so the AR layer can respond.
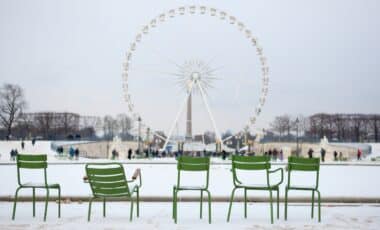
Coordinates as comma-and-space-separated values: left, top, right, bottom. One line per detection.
270, 115, 291, 140
0, 83, 27, 138
103, 115, 118, 140
117, 113, 133, 139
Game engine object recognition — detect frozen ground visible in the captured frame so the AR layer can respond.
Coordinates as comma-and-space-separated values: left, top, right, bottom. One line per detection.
1, 141, 380, 199
1, 163, 380, 199
1, 202, 380, 229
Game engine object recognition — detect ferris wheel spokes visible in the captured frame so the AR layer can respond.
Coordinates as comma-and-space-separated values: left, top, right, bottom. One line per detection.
196, 80, 224, 150
162, 81, 195, 151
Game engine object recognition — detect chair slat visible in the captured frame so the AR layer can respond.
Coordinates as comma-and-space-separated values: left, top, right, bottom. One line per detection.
233, 162, 270, 170
288, 157, 320, 164
289, 163, 319, 171
90, 174, 126, 182
17, 161, 47, 169
17, 154, 47, 161
178, 163, 209, 171
91, 181, 128, 189
94, 187, 129, 195
87, 167, 124, 175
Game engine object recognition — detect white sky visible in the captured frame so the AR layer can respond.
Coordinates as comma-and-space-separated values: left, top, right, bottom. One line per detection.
1, 0, 379, 135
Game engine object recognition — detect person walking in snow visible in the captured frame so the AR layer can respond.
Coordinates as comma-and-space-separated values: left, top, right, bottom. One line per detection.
308, 148, 314, 158
320, 148, 326, 162
21, 140, 25, 150
357, 149, 362, 160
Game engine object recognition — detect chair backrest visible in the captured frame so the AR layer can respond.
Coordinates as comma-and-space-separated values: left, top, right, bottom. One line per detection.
231, 155, 271, 186
288, 157, 320, 171
177, 156, 210, 171
287, 157, 320, 188
86, 163, 130, 197
232, 155, 271, 171
16, 154, 48, 185
176, 156, 210, 188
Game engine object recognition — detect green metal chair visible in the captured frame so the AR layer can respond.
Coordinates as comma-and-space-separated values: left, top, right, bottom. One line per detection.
173, 156, 212, 224
85, 163, 142, 222
12, 154, 61, 221
227, 155, 283, 224
285, 157, 321, 222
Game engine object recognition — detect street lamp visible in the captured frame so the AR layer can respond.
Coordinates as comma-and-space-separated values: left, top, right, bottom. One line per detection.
295, 117, 299, 156
138, 116, 142, 154
236, 134, 241, 154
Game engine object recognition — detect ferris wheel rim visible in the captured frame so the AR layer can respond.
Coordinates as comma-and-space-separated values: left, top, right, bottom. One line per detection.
122, 5, 269, 133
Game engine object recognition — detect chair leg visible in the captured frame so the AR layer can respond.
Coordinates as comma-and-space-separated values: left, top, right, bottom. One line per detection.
269, 189, 274, 224
136, 188, 140, 218
33, 188, 36, 217
172, 187, 175, 220
276, 188, 280, 219
58, 186, 61, 218
174, 190, 178, 224
200, 190, 203, 219
130, 199, 134, 222
317, 190, 321, 222
227, 187, 238, 222
88, 198, 94, 222
206, 190, 212, 224
284, 187, 288, 220
311, 190, 315, 219
12, 187, 22, 220
244, 188, 247, 219
103, 198, 106, 217
44, 188, 50, 221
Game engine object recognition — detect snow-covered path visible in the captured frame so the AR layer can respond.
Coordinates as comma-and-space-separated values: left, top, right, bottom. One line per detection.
1, 163, 380, 199
1, 202, 379, 229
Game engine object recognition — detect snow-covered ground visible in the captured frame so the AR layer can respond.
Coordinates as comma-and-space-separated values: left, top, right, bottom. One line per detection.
1, 141, 380, 199
1, 161, 380, 199
1, 202, 379, 229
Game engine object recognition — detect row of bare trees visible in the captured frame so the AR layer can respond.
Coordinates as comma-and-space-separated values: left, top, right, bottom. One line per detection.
270, 114, 380, 142
308, 113, 380, 142
0, 83, 134, 140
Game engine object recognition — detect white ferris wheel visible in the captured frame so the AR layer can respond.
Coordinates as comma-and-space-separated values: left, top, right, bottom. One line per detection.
122, 5, 269, 151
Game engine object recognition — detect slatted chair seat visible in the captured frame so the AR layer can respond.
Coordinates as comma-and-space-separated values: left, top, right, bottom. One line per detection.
286, 185, 317, 190
285, 157, 321, 222
174, 185, 207, 190
227, 155, 284, 224
21, 183, 60, 188
85, 163, 142, 222
173, 156, 212, 224
236, 183, 281, 190
12, 154, 61, 221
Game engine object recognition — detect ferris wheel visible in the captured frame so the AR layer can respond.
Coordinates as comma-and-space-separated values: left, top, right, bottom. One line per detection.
122, 5, 269, 150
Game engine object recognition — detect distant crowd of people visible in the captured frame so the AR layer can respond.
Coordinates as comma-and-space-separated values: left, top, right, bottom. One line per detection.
9, 138, 37, 161
263, 148, 284, 161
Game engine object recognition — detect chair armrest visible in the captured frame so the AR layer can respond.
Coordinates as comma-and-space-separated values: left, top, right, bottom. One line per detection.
269, 168, 284, 186
230, 169, 243, 184
127, 168, 142, 188
83, 176, 89, 183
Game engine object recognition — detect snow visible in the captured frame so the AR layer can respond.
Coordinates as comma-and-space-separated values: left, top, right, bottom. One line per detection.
1, 161, 380, 199
1, 202, 379, 229
2, 140, 380, 228
1, 140, 380, 199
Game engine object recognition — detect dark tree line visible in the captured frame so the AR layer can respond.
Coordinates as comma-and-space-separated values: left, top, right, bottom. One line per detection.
307, 113, 380, 142
270, 113, 380, 142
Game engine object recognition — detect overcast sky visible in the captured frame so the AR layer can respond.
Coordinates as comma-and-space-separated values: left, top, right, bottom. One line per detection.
0, 0, 379, 135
